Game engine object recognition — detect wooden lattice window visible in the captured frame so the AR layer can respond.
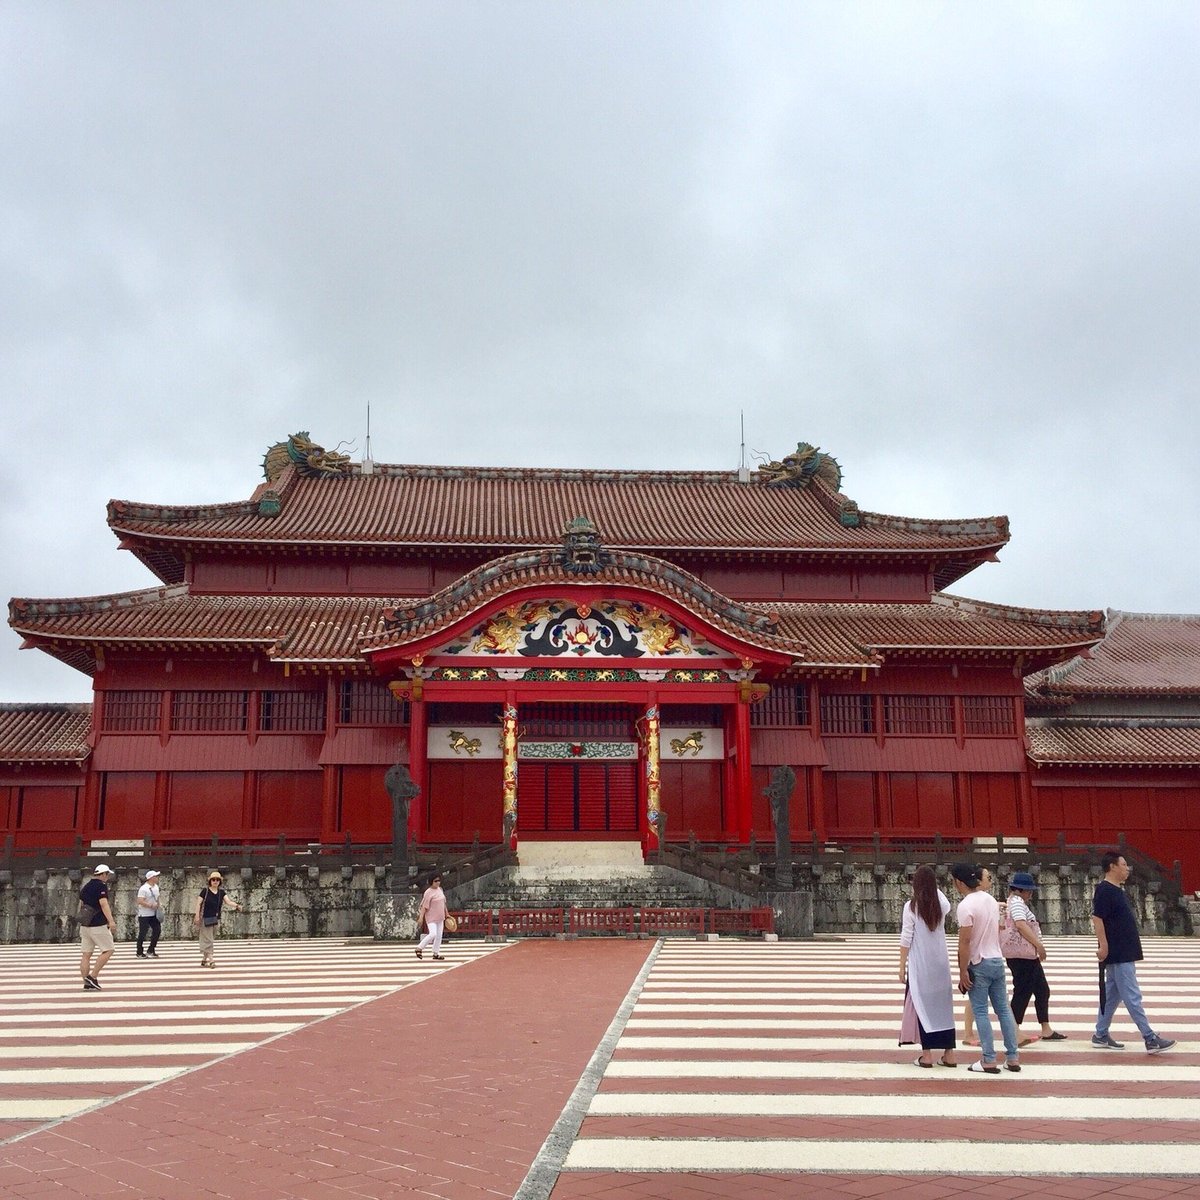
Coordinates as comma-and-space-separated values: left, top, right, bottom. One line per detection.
338, 680, 407, 726
819, 694, 875, 735
170, 690, 249, 732
101, 691, 162, 732
260, 690, 326, 733
521, 703, 637, 739
750, 684, 810, 727
962, 695, 1016, 736
883, 695, 954, 735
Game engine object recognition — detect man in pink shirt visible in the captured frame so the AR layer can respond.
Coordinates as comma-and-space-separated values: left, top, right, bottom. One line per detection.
952, 862, 1021, 1074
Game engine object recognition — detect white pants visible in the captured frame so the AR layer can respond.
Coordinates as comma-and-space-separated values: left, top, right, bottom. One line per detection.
418, 921, 444, 953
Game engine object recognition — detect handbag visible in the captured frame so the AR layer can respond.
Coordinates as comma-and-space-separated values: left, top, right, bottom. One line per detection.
1000, 907, 1039, 959
444, 913, 458, 934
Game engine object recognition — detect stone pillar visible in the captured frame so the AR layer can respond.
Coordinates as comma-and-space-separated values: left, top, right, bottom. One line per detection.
501, 701, 519, 849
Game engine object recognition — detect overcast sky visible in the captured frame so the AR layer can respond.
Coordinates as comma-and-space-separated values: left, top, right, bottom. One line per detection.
3, 3, 1198, 703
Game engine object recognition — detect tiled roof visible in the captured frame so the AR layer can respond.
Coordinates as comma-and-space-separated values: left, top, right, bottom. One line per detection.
0, 704, 92, 764
11, 581, 1100, 674
1027, 719, 1200, 766
9, 587, 397, 669
365, 548, 806, 659
1027, 611, 1200, 698
769, 594, 1103, 668
107, 464, 1010, 584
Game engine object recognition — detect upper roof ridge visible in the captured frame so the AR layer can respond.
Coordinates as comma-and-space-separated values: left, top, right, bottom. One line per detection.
9, 583, 191, 621
933, 591, 1105, 631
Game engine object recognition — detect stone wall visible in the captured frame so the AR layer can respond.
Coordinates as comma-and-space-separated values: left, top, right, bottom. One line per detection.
0, 860, 1190, 943
0, 865, 401, 946
802, 863, 1193, 937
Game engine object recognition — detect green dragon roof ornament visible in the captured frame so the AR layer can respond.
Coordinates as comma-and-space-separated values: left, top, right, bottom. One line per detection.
262, 432, 353, 482
759, 442, 843, 491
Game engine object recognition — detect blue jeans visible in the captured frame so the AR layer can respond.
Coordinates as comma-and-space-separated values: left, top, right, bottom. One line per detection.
1095, 961, 1155, 1041
969, 957, 1019, 1064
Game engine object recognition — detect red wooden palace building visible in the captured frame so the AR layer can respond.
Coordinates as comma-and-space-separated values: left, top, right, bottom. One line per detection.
5, 435, 1199, 887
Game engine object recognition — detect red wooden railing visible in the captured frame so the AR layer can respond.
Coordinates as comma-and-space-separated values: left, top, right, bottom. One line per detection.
448, 906, 775, 938
569, 907, 637, 935
639, 907, 707, 935
497, 907, 566, 937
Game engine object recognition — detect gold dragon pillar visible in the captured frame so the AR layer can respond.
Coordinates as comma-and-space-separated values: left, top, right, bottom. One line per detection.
501, 701, 519, 848
644, 703, 662, 850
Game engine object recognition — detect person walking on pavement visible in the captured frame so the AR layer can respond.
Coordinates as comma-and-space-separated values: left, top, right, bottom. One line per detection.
194, 871, 243, 969
952, 862, 1021, 1074
1003, 871, 1065, 1045
898, 865, 957, 1067
136, 870, 162, 958
961, 867, 1001, 1046
1091, 850, 1176, 1054
79, 864, 118, 991
415, 873, 447, 961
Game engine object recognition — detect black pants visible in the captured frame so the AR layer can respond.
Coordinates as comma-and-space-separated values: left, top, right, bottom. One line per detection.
137, 916, 161, 955
1007, 956, 1050, 1025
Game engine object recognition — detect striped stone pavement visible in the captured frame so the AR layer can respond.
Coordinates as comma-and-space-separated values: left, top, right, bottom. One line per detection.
553, 935, 1200, 1197
0, 935, 504, 1144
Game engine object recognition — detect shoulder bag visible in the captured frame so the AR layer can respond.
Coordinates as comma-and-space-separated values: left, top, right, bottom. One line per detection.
1000, 905, 1039, 959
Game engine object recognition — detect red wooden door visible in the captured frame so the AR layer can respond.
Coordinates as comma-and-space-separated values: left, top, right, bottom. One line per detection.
522, 761, 637, 833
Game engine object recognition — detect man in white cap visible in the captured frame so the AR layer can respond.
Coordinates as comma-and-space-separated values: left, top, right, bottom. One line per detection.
79, 864, 117, 990
136, 870, 163, 958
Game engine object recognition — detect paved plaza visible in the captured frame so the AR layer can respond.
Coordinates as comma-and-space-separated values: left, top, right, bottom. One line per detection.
0, 932, 1195, 1198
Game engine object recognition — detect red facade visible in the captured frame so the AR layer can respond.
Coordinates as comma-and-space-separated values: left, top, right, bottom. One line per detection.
5, 439, 1197, 886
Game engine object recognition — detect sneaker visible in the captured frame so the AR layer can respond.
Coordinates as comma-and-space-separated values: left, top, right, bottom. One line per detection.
136, 952, 146, 958
1091, 1033, 1124, 1049
1146, 1036, 1176, 1054
148, 951, 160, 958
83, 976, 101, 990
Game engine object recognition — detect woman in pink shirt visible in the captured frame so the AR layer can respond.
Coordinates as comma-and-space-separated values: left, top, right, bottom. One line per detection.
952, 862, 1020, 1074
416, 873, 447, 961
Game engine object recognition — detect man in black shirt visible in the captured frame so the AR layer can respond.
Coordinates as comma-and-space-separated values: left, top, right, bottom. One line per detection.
1091, 851, 1175, 1054
79, 864, 118, 991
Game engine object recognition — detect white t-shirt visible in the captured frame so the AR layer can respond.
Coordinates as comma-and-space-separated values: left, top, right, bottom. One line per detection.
136, 883, 160, 918
956, 889, 1002, 963
1006, 894, 1034, 925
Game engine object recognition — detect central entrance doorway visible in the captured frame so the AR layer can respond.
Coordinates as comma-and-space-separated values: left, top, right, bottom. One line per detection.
518, 702, 640, 837
521, 761, 638, 834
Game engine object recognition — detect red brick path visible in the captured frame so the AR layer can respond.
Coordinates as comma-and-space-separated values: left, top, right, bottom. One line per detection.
0, 940, 652, 1200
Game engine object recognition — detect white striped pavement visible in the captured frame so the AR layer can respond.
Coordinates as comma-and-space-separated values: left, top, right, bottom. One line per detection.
0, 936, 504, 1136
565, 934, 1200, 1179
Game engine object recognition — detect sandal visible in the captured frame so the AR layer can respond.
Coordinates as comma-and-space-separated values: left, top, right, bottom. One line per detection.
1018, 1034, 1040, 1047
968, 1061, 1000, 1074
914, 1056, 932, 1068
1043, 1031, 1068, 1041
938, 1057, 957, 1068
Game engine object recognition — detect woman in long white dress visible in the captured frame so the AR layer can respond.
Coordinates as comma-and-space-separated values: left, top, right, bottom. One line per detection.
898, 865, 957, 1067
